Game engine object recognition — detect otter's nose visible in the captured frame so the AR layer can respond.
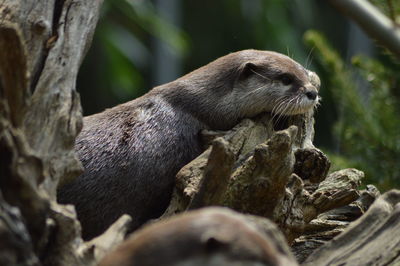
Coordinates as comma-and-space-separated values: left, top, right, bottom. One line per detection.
305, 90, 318, 100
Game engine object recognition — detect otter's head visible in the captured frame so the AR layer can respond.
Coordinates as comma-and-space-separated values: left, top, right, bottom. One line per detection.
229, 50, 320, 120
164, 49, 320, 130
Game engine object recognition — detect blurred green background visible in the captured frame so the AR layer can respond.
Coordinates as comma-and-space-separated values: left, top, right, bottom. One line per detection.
77, 0, 400, 191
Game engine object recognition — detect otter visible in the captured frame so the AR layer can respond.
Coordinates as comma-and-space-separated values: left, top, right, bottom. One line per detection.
57, 49, 320, 240
98, 207, 297, 266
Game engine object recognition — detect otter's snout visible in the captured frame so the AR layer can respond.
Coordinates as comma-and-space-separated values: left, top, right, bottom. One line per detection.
303, 83, 318, 101
305, 71, 320, 101
305, 90, 318, 100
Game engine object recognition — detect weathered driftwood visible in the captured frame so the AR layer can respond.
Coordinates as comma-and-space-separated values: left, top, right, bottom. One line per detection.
161, 113, 315, 218
292, 184, 380, 263
303, 189, 400, 266
155, 107, 399, 264
0, 1, 131, 265
0, 191, 39, 266
160, 111, 364, 244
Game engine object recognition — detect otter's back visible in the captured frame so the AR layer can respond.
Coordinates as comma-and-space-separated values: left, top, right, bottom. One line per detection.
58, 96, 204, 239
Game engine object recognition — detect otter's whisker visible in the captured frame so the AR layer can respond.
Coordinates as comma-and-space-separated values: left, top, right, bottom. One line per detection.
305, 46, 315, 69
271, 96, 288, 114
278, 95, 300, 124
274, 96, 294, 126
271, 96, 290, 121
238, 84, 270, 100
250, 69, 273, 82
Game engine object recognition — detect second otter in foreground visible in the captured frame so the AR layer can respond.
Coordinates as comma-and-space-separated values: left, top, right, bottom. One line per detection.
57, 50, 320, 240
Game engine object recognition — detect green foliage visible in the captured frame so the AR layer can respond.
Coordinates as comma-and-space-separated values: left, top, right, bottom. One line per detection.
100, 26, 145, 100
108, 0, 189, 55
304, 30, 400, 190
81, 0, 189, 106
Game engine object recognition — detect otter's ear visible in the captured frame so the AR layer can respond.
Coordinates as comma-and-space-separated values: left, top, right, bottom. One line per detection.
239, 62, 257, 80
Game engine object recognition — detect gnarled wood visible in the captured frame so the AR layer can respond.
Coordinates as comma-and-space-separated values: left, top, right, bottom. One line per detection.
303, 190, 400, 265
0, 1, 130, 265
160, 111, 365, 244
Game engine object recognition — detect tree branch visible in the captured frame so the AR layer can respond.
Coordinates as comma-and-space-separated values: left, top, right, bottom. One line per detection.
329, 0, 400, 58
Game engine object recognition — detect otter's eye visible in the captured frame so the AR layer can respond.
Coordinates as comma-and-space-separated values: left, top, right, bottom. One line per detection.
279, 74, 294, 85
